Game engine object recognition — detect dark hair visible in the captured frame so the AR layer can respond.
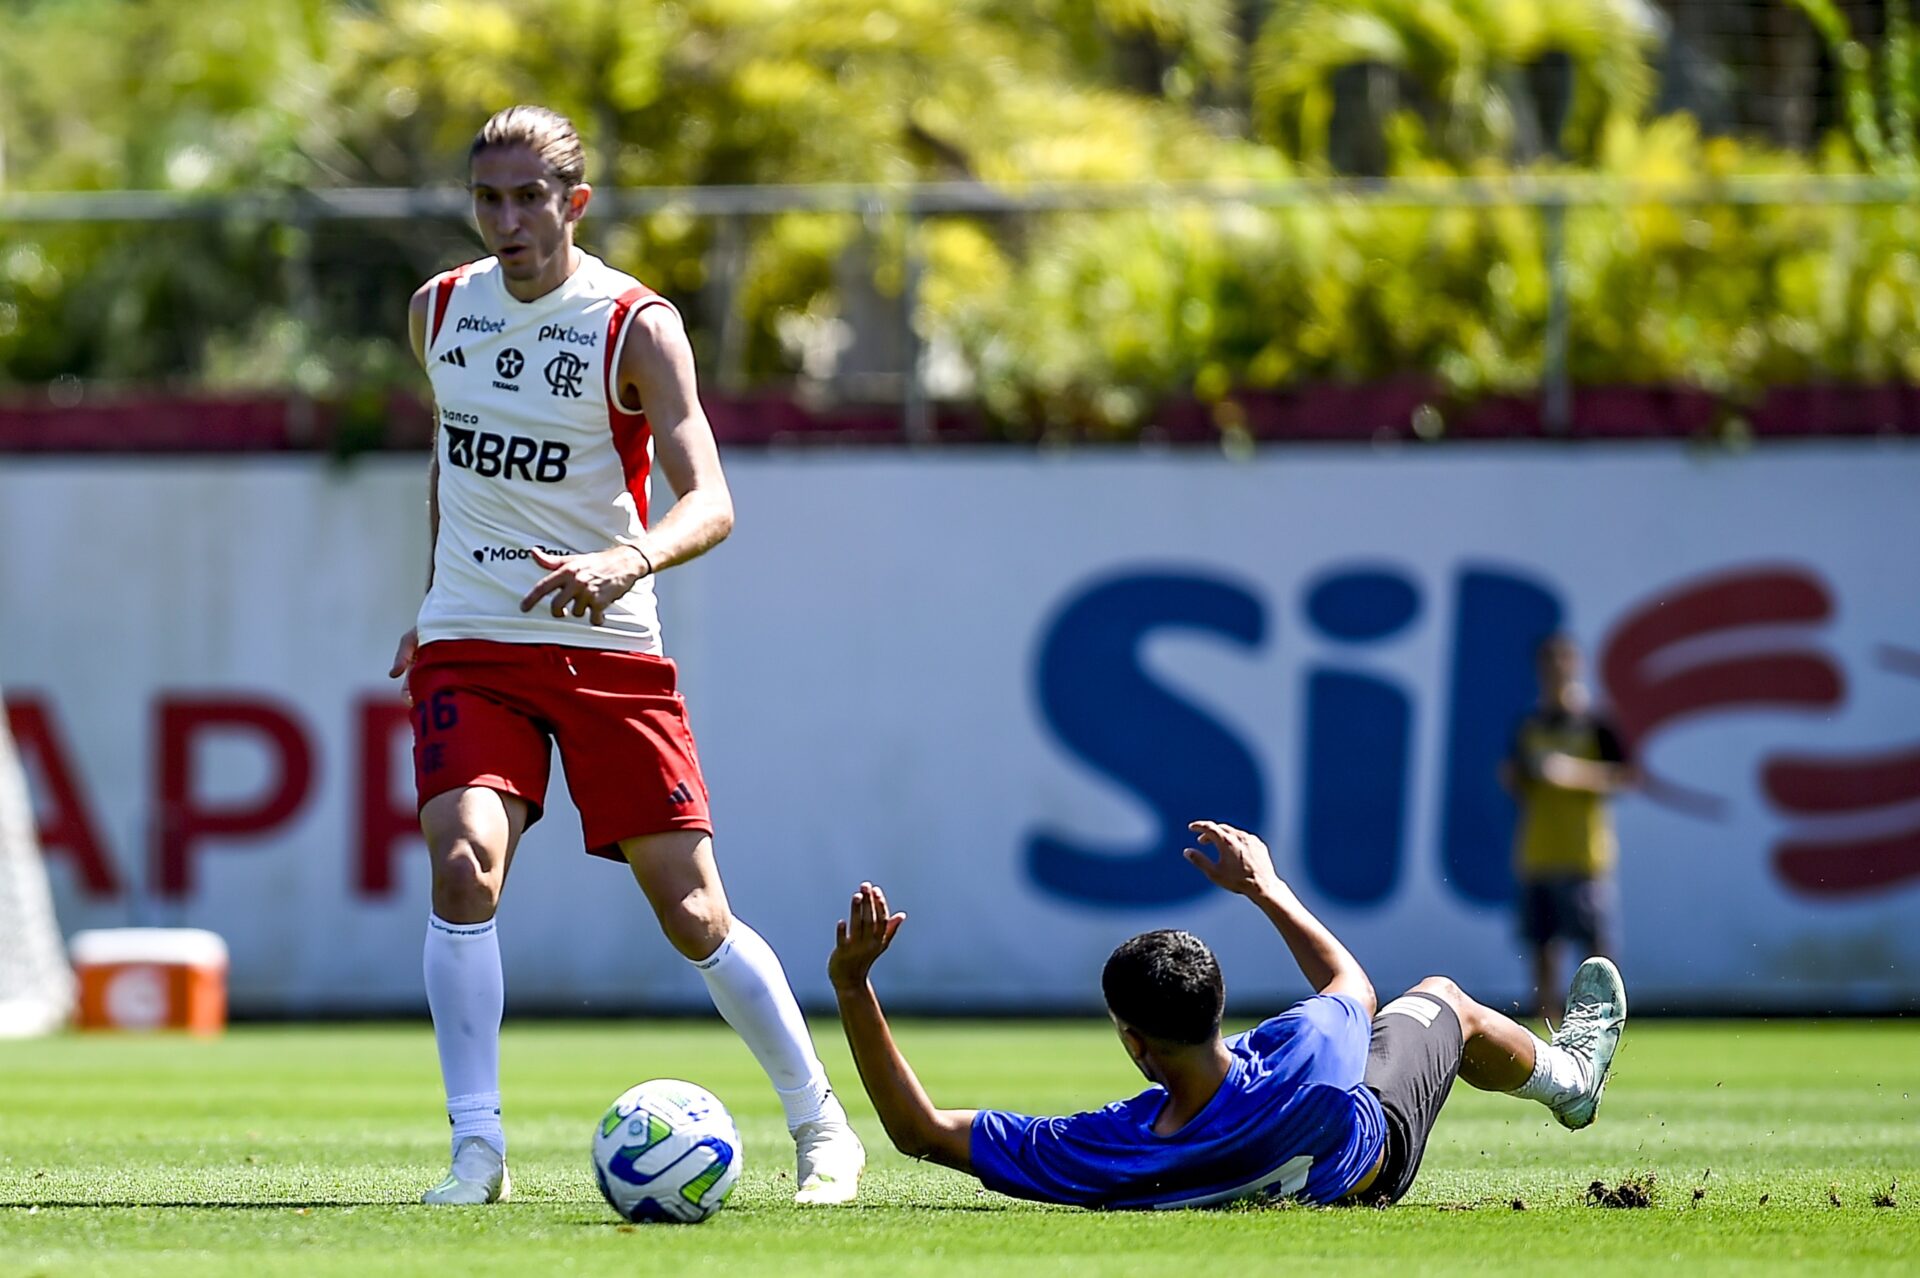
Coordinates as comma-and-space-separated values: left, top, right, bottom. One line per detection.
469, 105, 587, 188
1102, 930, 1224, 1046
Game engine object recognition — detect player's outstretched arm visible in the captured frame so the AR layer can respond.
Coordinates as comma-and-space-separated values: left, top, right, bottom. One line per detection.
828, 882, 976, 1172
1184, 821, 1377, 1015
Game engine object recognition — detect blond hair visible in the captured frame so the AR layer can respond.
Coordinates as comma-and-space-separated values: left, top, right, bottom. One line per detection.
469, 105, 587, 188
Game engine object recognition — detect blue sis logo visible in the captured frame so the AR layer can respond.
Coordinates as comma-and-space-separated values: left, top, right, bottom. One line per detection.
1027, 565, 1562, 911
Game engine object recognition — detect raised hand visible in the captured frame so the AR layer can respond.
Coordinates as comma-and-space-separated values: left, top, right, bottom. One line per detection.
1183, 819, 1283, 899
829, 881, 907, 991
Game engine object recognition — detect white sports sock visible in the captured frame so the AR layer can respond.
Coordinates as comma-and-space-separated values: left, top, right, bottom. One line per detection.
692, 921, 833, 1129
1508, 1033, 1588, 1107
425, 914, 506, 1157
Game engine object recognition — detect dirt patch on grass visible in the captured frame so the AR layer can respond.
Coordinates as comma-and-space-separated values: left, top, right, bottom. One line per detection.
1586, 1173, 1657, 1209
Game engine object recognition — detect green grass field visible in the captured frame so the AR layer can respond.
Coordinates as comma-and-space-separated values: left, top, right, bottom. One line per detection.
1, 1019, 1913, 1276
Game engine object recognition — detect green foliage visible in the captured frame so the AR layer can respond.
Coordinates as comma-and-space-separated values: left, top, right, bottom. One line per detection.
4, 0, 1920, 438
1251, 0, 1656, 166
937, 113, 1920, 435
1789, 0, 1920, 173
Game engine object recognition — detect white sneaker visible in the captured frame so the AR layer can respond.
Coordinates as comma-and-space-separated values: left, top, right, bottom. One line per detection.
792, 1104, 864, 1206
1549, 956, 1627, 1131
422, 1136, 511, 1205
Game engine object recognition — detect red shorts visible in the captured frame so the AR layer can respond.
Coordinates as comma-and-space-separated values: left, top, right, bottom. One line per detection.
408, 638, 712, 859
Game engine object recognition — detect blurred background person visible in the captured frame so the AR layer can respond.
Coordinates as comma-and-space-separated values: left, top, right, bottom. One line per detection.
1502, 634, 1638, 1023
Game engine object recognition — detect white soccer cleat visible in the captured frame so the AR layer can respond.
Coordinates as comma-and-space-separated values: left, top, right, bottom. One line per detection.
792, 1109, 865, 1206
1549, 956, 1627, 1131
421, 1135, 511, 1205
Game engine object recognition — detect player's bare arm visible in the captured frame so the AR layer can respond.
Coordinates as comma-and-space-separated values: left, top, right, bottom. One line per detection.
829, 882, 976, 1171
519, 303, 735, 626
1184, 820, 1377, 1015
389, 279, 441, 685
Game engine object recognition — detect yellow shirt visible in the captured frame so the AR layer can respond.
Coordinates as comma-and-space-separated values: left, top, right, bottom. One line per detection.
1510, 709, 1626, 879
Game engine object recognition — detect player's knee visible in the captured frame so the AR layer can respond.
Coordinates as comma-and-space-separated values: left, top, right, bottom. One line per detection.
431, 842, 501, 921
661, 893, 732, 961
1412, 975, 1465, 1014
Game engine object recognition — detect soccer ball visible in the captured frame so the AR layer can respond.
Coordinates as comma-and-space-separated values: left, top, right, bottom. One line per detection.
590, 1079, 742, 1223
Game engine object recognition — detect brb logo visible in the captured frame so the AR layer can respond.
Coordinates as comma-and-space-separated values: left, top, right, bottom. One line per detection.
443, 424, 570, 482
1027, 561, 1920, 910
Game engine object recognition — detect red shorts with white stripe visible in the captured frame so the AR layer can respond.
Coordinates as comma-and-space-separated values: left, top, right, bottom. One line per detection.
408, 638, 712, 858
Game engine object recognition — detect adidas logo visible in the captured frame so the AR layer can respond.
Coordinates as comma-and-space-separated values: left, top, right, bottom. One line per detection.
439, 347, 468, 367
667, 781, 694, 806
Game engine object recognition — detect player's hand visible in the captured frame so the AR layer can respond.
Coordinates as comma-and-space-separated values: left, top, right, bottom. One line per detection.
388, 627, 420, 703
519, 545, 650, 627
1184, 820, 1284, 899
1538, 751, 1585, 788
829, 881, 907, 991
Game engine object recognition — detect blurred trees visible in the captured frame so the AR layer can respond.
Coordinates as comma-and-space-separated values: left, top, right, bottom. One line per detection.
3, 0, 1920, 437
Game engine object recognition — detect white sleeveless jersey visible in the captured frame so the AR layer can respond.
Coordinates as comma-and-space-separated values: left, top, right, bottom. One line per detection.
416, 254, 672, 653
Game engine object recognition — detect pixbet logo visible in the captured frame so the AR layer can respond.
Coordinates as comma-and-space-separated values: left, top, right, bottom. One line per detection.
443, 424, 569, 482
456, 315, 507, 335
538, 322, 599, 348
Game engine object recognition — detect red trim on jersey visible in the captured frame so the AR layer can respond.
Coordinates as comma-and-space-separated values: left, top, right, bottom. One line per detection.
427, 262, 475, 350
604, 285, 669, 528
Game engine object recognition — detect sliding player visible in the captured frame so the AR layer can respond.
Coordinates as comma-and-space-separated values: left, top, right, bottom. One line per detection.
828, 821, 1624, 1208
392, 105, 863, 1206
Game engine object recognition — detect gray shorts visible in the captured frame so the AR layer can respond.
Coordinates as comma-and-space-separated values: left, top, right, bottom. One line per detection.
1519, 874, 1617, 953
1358, 991, 1464, 1205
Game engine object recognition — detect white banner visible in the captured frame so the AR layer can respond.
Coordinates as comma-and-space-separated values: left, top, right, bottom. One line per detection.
3, 445, 1917, 1014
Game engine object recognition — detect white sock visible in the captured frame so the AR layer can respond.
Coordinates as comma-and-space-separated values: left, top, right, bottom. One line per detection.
692, 921, 834, 1129
425, 914, 506, 1158
1509, 1034, 1588, 1108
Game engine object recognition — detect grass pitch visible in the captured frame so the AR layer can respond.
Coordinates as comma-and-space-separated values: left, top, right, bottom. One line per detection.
0, 1019, 1913, 1276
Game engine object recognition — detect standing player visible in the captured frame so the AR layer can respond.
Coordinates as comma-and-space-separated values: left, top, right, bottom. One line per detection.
390, 105, 863, 1206
1502, 633, 1637, 1022
827, 821, 1625, 1209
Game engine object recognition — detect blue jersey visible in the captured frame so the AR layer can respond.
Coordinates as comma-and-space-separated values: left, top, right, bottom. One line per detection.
970, 993, 1386, 1209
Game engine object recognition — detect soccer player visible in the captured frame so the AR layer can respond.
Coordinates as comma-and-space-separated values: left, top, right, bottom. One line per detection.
828, 820, 1625, 1209
1502, 633, 1637, 1022
389, 105, 863, 1206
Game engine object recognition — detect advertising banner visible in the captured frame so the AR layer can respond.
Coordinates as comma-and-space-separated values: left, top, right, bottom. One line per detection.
3, 445, 1916, 1013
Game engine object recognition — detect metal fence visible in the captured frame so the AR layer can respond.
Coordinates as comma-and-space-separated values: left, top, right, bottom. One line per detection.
5, 175, 1920, 441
